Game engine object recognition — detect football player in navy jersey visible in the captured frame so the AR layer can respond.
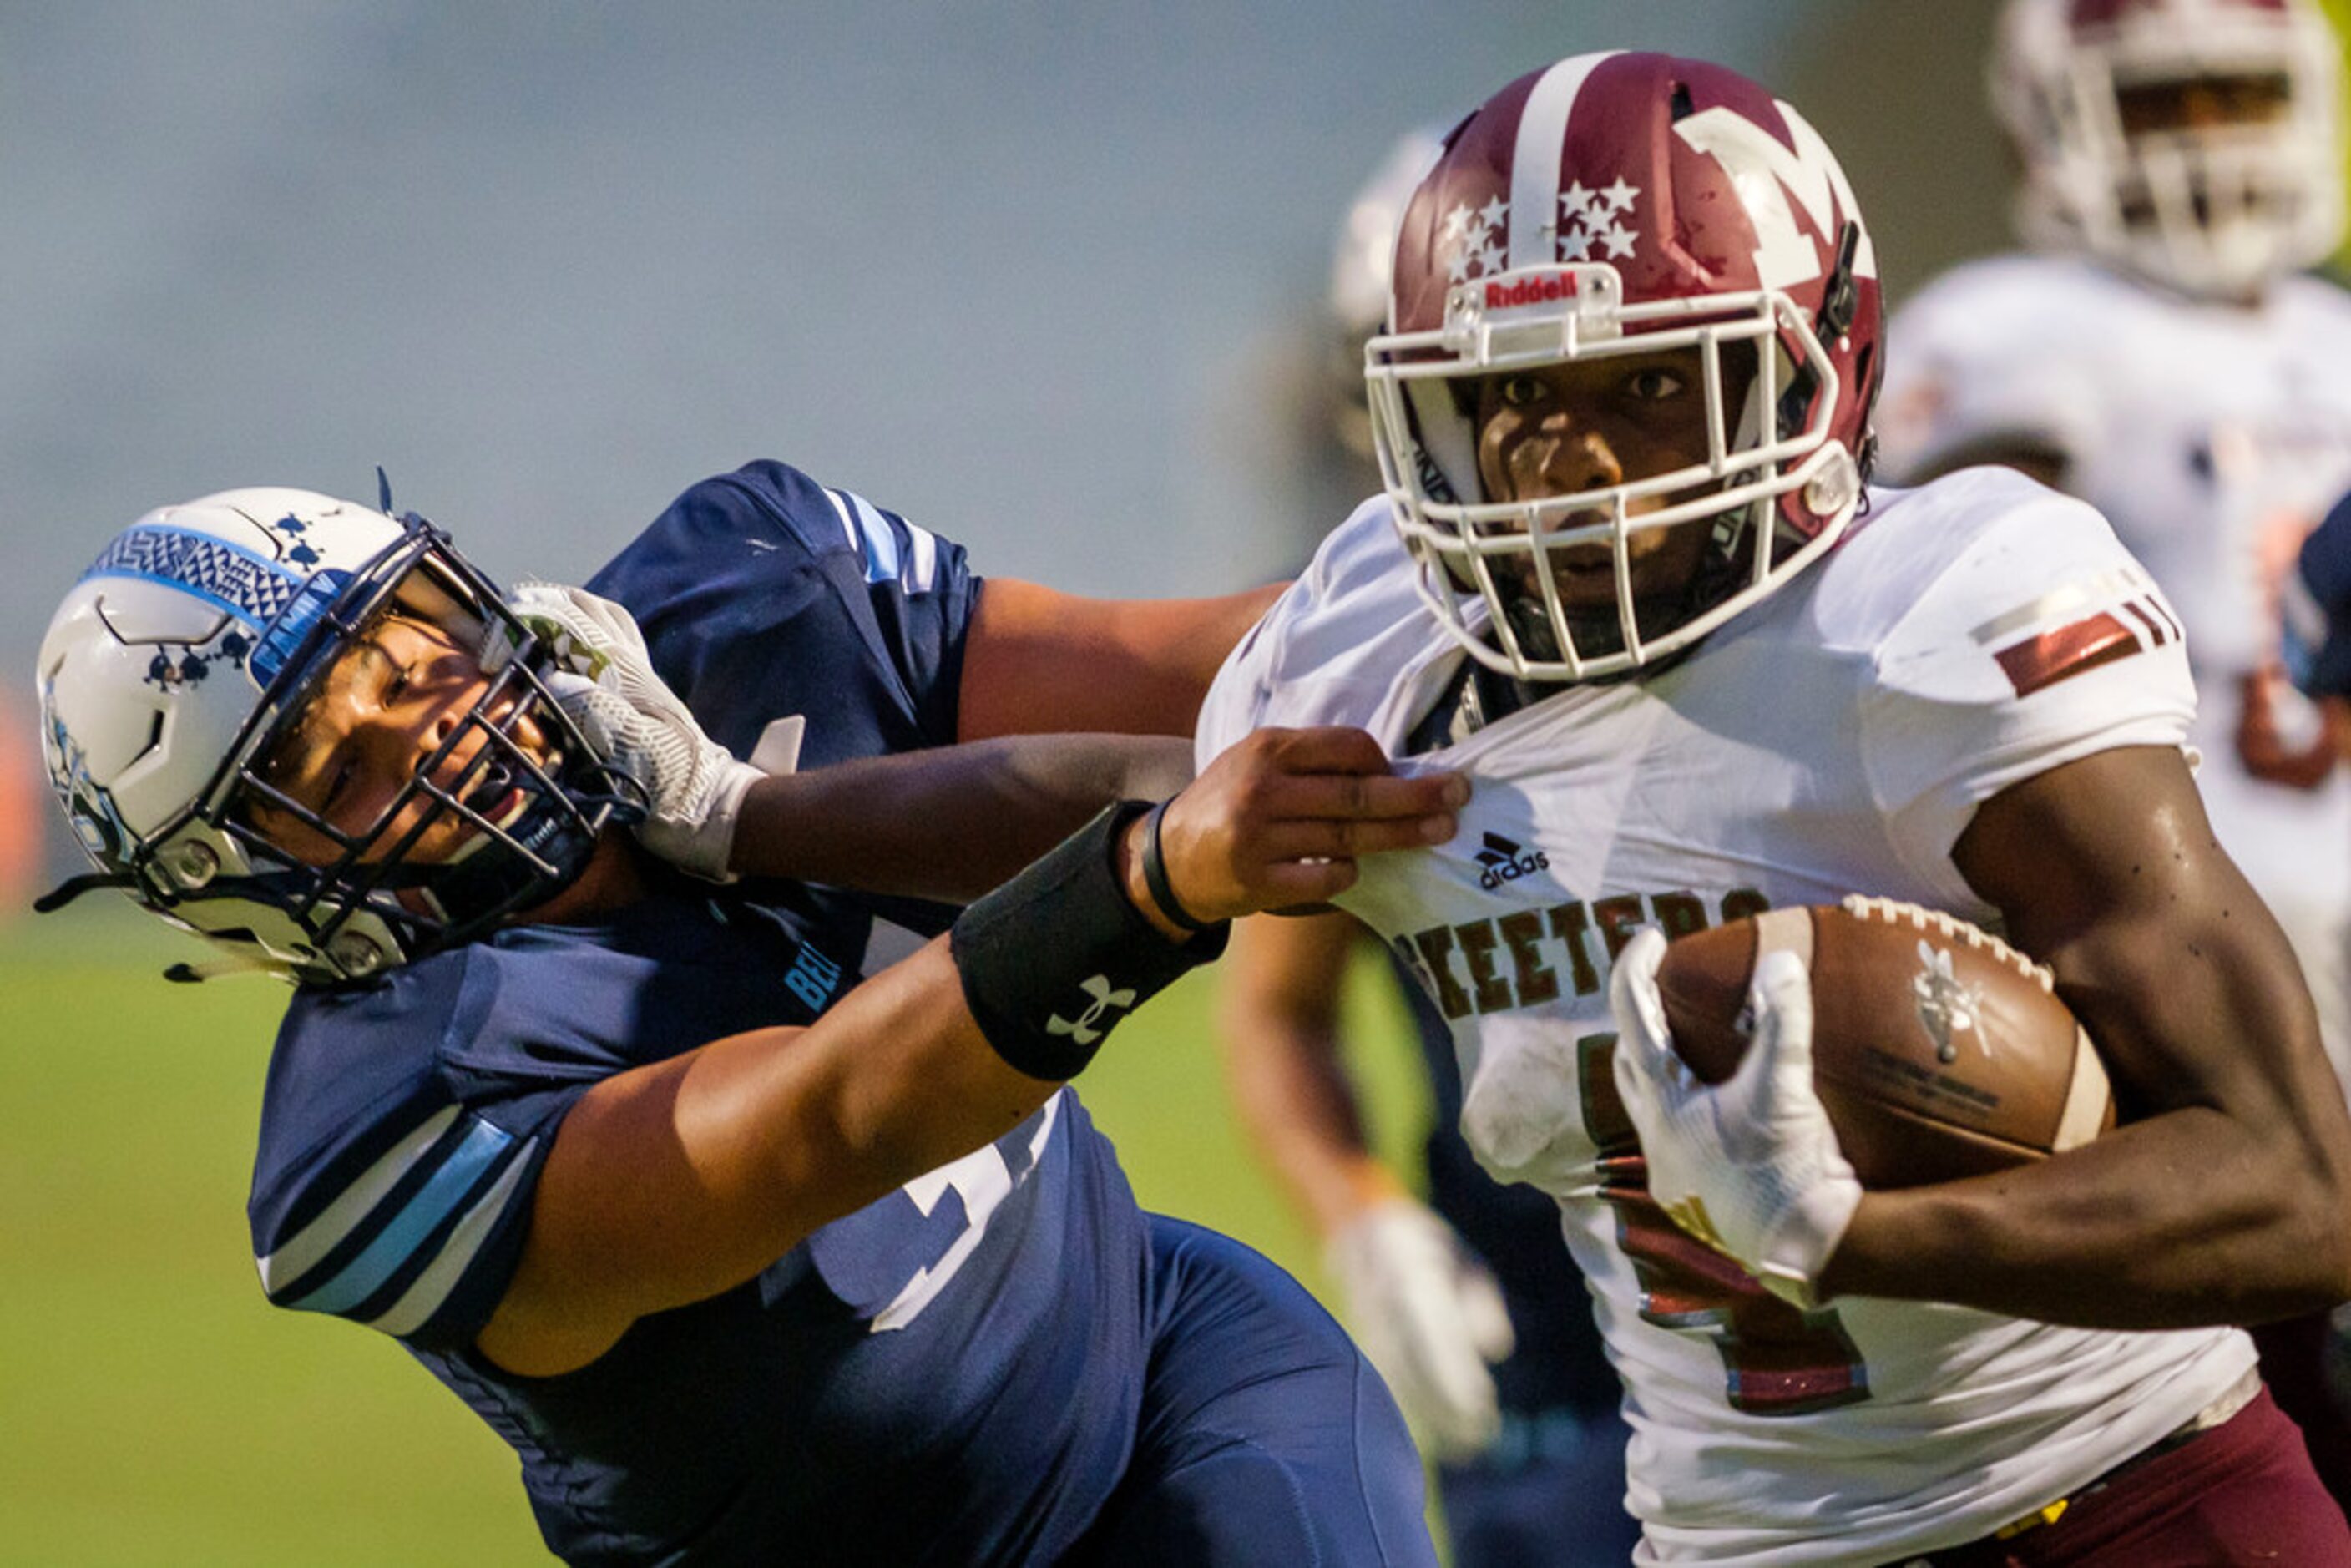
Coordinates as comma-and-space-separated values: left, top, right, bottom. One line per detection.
33, 463, 1464, 1565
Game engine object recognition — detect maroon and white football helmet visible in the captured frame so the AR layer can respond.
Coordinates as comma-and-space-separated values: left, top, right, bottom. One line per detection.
1994, 0, 2344, 299
1367, 52, 1882, 683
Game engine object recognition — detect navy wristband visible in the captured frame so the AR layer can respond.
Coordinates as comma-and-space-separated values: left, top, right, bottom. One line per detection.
951, 802, 1228, 1081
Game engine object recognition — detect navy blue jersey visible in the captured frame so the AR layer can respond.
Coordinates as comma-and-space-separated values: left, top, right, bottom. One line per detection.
588, 458, 973, 773
247, 463, 1157, 1565
2297, 490, 2351, 700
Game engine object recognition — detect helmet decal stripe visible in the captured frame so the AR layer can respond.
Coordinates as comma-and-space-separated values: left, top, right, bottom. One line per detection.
247, 569, 355, 688
81, 524, 302, 630
1509, 53, 1620, 270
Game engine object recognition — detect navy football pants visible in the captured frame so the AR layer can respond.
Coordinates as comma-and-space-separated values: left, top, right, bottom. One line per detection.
1066, 1216, 1439, 1566
1436, 1404, 1641, 1566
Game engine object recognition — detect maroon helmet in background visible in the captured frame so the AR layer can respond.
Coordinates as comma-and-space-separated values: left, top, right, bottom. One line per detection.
1366, 51, 1883, 683
1993, 0, 2344, 301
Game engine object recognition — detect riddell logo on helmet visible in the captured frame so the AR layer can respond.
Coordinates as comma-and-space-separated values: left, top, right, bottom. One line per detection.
1484, 272, 1580, 310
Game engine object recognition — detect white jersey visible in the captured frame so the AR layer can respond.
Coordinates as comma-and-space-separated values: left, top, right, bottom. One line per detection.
1879, 253, 2351, 1083
1197, 473, 2254, 1565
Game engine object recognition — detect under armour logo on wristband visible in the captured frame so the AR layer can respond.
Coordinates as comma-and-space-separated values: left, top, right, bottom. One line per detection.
1047, 974, 1139, 1047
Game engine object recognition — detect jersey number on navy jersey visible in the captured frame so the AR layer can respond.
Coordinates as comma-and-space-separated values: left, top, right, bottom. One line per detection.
810, 1098, 1058, 1332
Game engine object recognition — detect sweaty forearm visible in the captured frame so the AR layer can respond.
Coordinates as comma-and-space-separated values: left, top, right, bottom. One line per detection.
1819, 1106, 2350, 1328
483, 728, 1462, 1375
727, 735, 1193, 898
1916, 745, 2351, 1328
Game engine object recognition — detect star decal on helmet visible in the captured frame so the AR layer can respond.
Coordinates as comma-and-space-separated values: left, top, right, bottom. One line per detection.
1559, 178, 1642, 263
1443, 178, 1649, 281
1438, 199, 1507, 284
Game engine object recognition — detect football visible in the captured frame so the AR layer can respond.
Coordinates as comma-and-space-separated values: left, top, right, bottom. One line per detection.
1652, 896, 2114, 1190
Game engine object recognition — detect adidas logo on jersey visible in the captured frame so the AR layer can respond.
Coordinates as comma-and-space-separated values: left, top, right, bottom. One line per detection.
1474, 831, 1550, 890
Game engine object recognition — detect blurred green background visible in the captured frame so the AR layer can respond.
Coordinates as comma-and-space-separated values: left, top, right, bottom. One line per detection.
0, 907, 1431, 1565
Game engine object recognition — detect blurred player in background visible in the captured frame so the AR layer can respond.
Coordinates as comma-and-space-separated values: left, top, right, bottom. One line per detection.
1198, 49, 2351, 1561
34, 471, 1458, 1565
2294, 487, 2351, 721
1218, 127, 1641, 1563
0, 691, 41, 921
1874, 0, 2351, 1501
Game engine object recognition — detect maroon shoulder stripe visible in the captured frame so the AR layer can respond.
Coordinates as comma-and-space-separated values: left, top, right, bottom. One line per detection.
1994, 610, 2146, 695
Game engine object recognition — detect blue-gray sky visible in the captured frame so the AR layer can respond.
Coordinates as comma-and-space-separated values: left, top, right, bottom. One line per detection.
8, 3, 2025, 878
4, 5, 1814, 617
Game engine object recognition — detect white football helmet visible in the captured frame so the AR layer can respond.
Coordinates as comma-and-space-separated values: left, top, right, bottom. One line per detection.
35, 486, 640, 984
1367, 52, 1882, 684
1325, 125, 1449, 462
1994, 0, 2346, 299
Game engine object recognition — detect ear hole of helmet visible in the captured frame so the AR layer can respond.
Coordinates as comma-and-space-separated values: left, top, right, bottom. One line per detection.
1774, 222, 1865, 446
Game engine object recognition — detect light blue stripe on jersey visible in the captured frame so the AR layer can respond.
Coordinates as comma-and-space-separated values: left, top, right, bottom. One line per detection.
366, 1150, 535, 1339
257, 1105, 460, 1293
823, 488, 940, 592
282, 1116, 519, 1317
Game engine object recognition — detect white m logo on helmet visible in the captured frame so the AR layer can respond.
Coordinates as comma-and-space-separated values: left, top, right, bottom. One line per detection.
1673, 104, 1878, 294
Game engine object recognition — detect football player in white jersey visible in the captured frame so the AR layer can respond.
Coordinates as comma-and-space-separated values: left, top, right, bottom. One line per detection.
1874, 0, 2351, 1506
1195, 50, 2351, 1564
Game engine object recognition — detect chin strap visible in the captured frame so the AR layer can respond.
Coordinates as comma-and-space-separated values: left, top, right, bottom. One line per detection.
32, 871, 137, 914
37, 873, 292, 984
162, 957, 284, 985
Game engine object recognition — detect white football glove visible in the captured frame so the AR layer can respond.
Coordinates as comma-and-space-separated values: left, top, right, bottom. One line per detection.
492, 583, 763, 883
1608, 927, 1863, 1310
1327, 1197, 1515, 1461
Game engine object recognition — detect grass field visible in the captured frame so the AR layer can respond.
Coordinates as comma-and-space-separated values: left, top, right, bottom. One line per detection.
0, 905, 1433, 1565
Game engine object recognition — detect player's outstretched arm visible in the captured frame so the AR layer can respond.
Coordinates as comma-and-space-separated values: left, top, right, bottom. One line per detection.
726, 735, 1194, 901
474, 726, 1465, 1378
507, 580, 1196, 892
956, 577, 1288, 741
1818, 744, 2351, 1327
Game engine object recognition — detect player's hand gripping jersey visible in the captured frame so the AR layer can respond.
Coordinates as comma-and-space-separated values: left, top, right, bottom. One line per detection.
245, 463, 1152, 1565
1879, 254, 2351, 1081
1197, 468, 2253, 1565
